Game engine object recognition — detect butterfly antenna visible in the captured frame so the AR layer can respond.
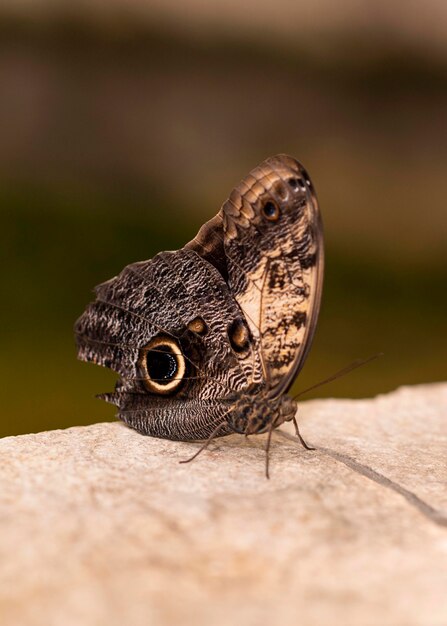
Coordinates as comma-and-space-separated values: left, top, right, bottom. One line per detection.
292, 353, 384, 400
179, 421, 228, 464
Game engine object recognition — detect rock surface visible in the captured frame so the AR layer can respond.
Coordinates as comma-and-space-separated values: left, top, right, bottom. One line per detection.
1, 384, 446, 626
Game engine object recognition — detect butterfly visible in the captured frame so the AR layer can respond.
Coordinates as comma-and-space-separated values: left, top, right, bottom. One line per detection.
75, 154, 324, 476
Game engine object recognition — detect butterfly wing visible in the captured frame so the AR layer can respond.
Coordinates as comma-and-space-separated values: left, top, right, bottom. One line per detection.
187, 154, 324, 395
76, 154, 323, 440
75, 248, 263, 440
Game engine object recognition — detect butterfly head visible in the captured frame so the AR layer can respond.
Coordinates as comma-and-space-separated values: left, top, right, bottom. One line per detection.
228, 392, 297, 435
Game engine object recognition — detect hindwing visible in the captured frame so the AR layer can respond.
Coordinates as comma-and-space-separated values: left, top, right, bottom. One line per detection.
75, 249, 263, 439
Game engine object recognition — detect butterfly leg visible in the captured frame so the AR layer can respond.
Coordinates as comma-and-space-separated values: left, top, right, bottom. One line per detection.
179, 421, 228, 464
292, 415, 315, 451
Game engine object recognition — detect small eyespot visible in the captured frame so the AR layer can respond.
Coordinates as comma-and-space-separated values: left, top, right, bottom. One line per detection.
288, 177, 305, 190
138, 336, 186, 394
187, 317, 208, 335
228, 319, 251, 354
262, 201, 280, 222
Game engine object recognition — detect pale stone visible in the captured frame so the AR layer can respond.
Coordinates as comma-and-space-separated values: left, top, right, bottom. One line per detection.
0, 384, 446, 626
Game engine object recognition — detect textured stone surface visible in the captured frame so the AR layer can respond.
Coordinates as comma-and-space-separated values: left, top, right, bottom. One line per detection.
1, 384, 446, 626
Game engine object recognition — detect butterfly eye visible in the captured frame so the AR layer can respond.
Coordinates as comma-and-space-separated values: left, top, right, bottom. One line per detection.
262, 201, 280, 222
138, 336, 186, 394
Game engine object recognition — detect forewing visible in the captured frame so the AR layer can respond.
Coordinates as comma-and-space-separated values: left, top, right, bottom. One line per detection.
187, 154, 324, 394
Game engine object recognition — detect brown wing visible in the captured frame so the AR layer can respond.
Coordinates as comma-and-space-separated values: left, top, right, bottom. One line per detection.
75, 249, 265, 440
187, 154, 324, 395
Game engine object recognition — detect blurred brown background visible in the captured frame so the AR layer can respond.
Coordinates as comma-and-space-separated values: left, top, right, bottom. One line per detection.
1, 1, 446, 437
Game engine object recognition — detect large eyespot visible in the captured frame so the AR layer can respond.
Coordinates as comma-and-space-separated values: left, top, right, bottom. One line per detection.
138, 336, 186, 394
262, 200, 280, 222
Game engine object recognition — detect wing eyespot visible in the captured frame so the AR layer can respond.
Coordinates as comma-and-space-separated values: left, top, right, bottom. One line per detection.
187, 316, 208, 335
287, 178, 298, 189
138, 335, 186, 395
288, 177, 305, 190
262, 201, 280, 222
228, 318, 252, 355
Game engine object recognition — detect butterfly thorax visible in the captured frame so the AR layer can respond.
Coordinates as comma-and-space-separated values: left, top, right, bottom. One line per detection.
228, 392, 297, 435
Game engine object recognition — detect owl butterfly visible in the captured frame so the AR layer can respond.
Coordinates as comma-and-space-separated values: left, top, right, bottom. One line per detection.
75, 154, 324, 476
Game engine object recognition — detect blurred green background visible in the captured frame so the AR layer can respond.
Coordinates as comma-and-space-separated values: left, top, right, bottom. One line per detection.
1, 2, 446, 437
